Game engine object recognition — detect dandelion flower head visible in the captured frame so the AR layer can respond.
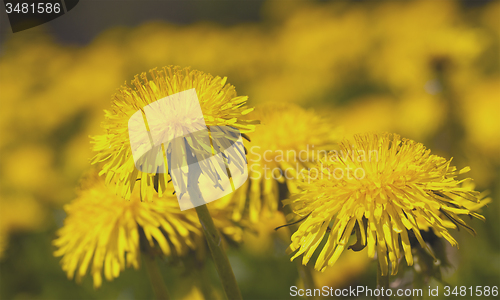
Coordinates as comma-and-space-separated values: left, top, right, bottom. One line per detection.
286, 133, 487, 275
230, 103, 340, 222
53, 174, 244, 288
91, 66, 258, 201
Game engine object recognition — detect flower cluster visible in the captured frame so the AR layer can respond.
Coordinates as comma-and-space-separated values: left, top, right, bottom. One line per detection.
54, 66, 256, 288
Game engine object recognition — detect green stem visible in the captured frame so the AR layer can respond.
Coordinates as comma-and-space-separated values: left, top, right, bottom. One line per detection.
143, 253, 170, 300
297, 262, 317, 299
195, 204, 243, 300
182, 139, 241, 299
283, 205, 317, 299
377, 261, 390, 300
413, 269, 425, 300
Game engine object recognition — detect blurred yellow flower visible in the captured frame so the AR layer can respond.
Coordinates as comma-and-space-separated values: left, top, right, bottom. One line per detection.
286, 133, 487, 275
312, 249, 370, 290
460, 78, 500, 156
326, 93, 445, 142
368, 0, 485, 93
0, 194, 47, 259
1, 145, 60, 196
251, 1, 370, 106
230, 103, 339, 222
91, 66, 258, 202
0, 195, 46, 232
329, 97, 396, 136
240, 213, 289, 255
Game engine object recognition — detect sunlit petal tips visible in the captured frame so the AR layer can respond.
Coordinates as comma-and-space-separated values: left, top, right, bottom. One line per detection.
286, 133, 489, 276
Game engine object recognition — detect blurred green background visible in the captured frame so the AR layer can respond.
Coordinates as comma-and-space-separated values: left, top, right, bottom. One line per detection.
0, 0, 499, 299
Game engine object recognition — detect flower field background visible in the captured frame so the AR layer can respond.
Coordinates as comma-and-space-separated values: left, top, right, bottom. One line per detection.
0, 0, 499, 299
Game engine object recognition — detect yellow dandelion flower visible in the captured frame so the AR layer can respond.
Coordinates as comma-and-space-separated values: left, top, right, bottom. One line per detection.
230, 103, 340, 222
91, 66, 258, 201
53, 175, 244, 288
53, 176, 200, 288
285, 133, 488, 276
